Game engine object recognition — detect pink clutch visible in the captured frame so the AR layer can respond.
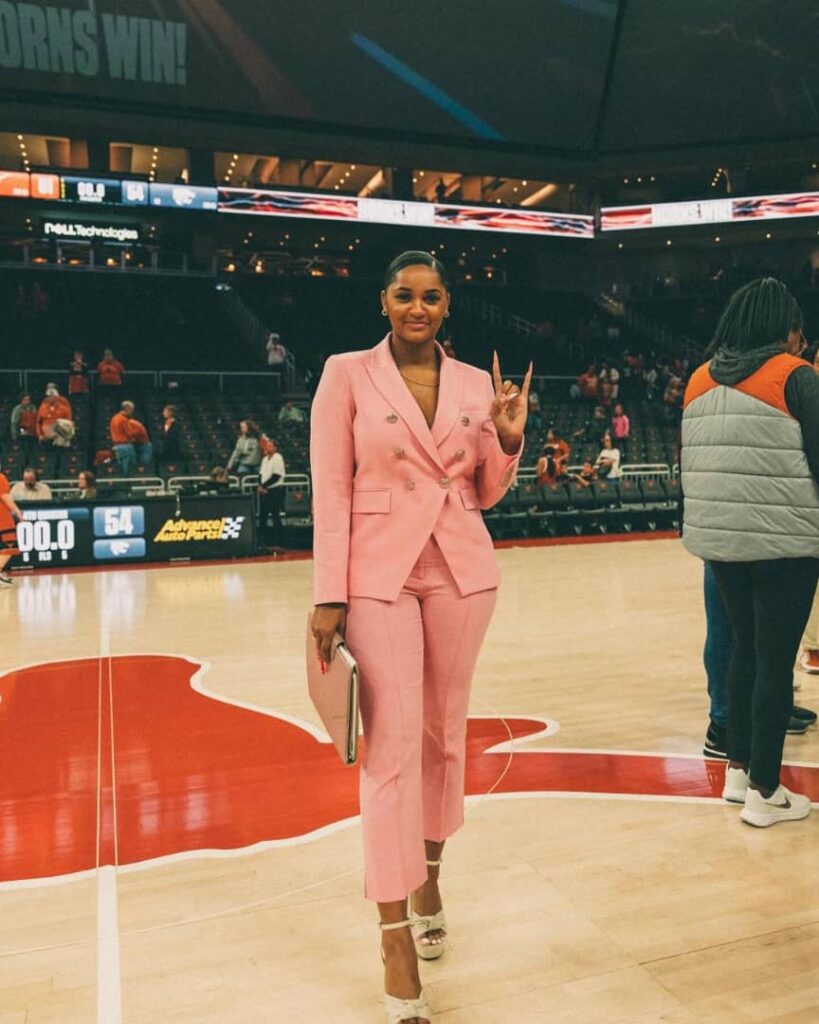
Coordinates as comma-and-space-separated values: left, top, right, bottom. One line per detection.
306, 613, 360, 765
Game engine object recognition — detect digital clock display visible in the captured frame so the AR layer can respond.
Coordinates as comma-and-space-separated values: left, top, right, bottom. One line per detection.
16, 507, 90, 565
61, 176, 123, 205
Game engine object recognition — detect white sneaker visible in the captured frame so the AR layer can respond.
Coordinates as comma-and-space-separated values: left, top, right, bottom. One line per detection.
722, 766, 749, 803
0, 574, 12, 586
740, 785, 812, 828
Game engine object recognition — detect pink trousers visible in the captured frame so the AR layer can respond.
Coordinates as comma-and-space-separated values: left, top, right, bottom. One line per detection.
345, 535, 497, 902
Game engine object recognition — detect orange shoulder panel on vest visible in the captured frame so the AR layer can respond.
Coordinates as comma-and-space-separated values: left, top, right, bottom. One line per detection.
682, 361, 717, 409
733, 352, 805, 418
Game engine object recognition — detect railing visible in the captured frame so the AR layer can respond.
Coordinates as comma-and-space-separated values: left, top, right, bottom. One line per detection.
156, 370, 284, 392
0, 368, 286, 394
516, 463, 671, 484
166, 474, 242, 494
44, 476, 165, 497
238, 472, 312, 496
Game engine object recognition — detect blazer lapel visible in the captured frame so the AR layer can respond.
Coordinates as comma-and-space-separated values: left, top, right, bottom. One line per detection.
365, 335, 445, 471
430, 346, 465, 449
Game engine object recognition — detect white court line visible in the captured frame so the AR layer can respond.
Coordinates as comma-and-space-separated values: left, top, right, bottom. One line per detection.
96, 609, 122, 1024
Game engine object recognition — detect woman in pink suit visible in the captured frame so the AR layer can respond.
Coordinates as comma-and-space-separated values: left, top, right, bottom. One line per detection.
310, 252, 531, 1024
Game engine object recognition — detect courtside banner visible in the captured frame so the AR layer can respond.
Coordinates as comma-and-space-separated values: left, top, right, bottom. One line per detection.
601, 192, 819, 232
219, 187, 593, 239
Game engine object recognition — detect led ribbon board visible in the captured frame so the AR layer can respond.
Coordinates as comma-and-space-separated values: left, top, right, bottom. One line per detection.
601, 192, 819, 232
218, 187, 594, 238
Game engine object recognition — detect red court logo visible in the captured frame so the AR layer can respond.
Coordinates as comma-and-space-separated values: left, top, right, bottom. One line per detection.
1, 655, 816, 885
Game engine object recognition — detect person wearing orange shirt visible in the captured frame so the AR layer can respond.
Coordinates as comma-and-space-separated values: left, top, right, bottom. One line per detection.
0, 472, 22, 585
68, 349, 90, 399
97, 349, 126, 395
110, 401, 153, 476
36, 384, 74, 478
36, 384, 73, 441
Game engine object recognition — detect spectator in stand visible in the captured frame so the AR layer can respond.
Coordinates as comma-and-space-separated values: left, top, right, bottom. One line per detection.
0, 470, 21, 585
77, 470, 97, 500
595, 433, 623, 479
68, 350, 90, 401
574, 364, 599, 404
10, 392, 38, 466
197, 466, 233, 494
278, 401, 306, 424
97, 349, 126, 395
598, 362, 615, 407
572, 404, 609, 448
664, 372, 685, 423
158, 404, 182, 463
643, 362, 660, 401
266, 332, 288, 368
30, 280, 49, 315
569, 458, 598, 488
258, 437, 286, 549
227, 420, 262, 476
611, 403, 631, 463
11, 467, 52, 502
608, 363, 620, 401
527, 388, 543, 431
37, 383, 73, 477
535, 429, 570, 485
110, 401, 153, 477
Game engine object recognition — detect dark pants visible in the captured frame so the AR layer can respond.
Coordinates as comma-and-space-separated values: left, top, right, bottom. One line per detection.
711, 557, 819, 791
259, 487, 285, 547
19, 434, 37, 468
703, 561, 732, 728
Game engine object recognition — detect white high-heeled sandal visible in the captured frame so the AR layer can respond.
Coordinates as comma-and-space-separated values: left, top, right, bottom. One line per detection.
410, 859, 447, 962
380, 919, 431, 1024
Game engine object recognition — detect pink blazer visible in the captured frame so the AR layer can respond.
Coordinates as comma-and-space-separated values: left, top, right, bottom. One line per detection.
310, 335, 523, 604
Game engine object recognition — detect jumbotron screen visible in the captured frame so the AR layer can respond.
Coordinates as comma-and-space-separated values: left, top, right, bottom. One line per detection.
0, 0, 616, 150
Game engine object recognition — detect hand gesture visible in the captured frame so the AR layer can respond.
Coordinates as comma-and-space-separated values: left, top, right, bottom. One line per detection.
491, 351, 532, 455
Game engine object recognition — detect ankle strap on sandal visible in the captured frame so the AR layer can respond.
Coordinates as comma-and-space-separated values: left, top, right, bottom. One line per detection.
379, 918, 411, 931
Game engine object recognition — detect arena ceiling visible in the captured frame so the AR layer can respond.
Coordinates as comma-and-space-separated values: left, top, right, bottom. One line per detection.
0, 0, 817, 166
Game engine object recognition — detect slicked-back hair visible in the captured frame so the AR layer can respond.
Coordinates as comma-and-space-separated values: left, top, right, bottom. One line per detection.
710, 277, 803, 354
384, 251, 450, 291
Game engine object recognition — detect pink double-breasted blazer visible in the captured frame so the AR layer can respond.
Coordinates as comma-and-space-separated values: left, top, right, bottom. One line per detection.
310, 335, 523, 604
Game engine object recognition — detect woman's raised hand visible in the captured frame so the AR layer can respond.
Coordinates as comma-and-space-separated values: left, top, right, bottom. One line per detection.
491, 351, 533, 455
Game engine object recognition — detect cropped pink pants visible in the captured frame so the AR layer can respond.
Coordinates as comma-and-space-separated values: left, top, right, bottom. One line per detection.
345, 535, 497, 902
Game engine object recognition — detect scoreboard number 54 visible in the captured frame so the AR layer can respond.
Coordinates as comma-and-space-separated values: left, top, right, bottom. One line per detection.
103, 507, 135, 536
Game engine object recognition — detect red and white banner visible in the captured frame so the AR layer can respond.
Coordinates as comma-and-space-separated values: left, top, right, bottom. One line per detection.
601, 192, 819, 232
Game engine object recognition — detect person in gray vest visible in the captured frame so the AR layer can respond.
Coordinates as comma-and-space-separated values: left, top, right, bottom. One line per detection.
681, 278, 819, 828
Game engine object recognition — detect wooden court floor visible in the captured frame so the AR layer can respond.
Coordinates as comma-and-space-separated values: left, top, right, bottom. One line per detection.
2, 537, 819, 1023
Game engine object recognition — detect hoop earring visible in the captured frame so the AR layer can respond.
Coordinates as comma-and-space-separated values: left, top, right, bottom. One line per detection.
444, 311, 450, 318
381, 309, 388, 316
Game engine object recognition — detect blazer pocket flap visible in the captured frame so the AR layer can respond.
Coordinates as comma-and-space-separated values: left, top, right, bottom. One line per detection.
459, 487, 479, 511
352, 488, 391, 514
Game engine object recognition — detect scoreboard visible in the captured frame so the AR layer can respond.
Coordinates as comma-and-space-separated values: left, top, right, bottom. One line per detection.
15, 496, 255, 568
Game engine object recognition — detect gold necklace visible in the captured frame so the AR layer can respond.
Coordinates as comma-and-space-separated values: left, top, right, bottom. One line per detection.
399, 372, 439, 388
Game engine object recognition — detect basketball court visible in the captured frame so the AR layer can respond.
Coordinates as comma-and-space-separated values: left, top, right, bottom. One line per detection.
3, 536, 819, 1023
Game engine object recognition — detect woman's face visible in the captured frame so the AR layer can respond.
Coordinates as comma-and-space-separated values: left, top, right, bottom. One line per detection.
163, 406, 173, 419
603, 435, 612, 449
79, 473, 88, 489
381, 264, 449, 348
239, 421, 248, 436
